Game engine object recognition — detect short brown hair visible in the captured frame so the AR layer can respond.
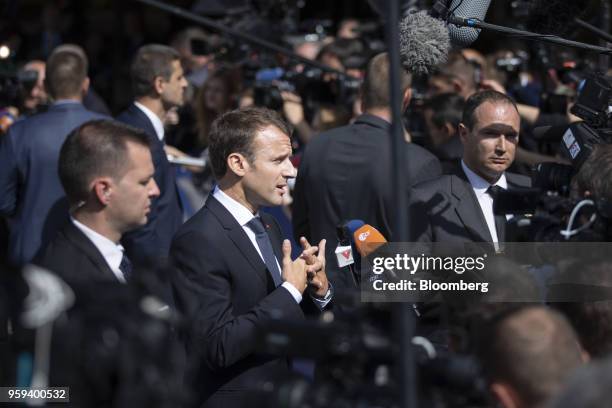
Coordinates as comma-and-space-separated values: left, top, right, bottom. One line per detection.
59, 120, 150, 205
478, 306, 583, 407
130, 44, 180, 98
361, 52, 412, 111
208, 107, 291, 179
45, 45, 88, 99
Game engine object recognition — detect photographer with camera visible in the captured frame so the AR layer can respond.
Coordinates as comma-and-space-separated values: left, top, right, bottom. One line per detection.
18, 59, 48, 117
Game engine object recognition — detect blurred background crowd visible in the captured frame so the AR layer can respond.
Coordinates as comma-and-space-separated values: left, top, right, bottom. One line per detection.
1, 0, 612, 407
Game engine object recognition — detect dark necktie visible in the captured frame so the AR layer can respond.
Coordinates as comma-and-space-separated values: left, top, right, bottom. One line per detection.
247, 217, 282, 287
487, 185, 506, 242
119, 251, 133, 282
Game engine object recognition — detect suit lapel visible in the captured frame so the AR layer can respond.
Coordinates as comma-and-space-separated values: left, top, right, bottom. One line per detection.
206, 197, 270, 287
450, 169, 494, 243
63, 222, 119, 282
127, 104, 159, 143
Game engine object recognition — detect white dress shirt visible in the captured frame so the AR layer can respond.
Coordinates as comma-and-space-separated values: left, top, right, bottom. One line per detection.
461, 161, 508, 245
70, 217, 128, 283
134, 101, 165, 141
212, 187, 304, 303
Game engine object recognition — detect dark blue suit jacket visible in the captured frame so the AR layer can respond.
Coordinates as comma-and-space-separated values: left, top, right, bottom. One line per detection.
0, 102, 106, 266
170, 196, 315, 408
116, 103, 182, 264
35, 221, 120, 287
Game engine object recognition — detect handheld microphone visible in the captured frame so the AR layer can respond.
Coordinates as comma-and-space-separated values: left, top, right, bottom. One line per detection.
352, 224, 388, 258
336, 220, 365, 260
336, 220, 365, 286
351, 223, 398, 282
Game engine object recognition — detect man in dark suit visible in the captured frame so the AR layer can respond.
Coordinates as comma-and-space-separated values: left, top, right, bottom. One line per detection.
410, 90, 531, 246
35, 120, 159, 288
170, 107, 331, 408
0, 44, 107, 267
292, 52, 442, 290
117, 44, 186, 264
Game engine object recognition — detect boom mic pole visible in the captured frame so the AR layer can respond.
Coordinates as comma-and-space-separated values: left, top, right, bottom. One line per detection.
575, 18, 612, 44
447, 15, 612, 55
133, 0, 357, 80
386, 1, 416, 408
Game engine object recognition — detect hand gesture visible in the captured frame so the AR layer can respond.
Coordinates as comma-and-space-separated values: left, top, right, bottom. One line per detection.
299, 237, 329, 298
281, 239, 308, 294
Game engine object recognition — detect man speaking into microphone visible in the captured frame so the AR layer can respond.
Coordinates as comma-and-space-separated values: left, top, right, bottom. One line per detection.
293, 51, 442, 292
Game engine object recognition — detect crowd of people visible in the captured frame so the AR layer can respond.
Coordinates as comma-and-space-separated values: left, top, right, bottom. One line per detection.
1, 8, 612, 408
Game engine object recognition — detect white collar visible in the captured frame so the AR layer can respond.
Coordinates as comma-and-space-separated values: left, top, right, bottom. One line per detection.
134, 101, 165, 141
461, 160, 508, 196
70, 217, 126, 281
52, 99, 81, 106
212, 186, 259, 227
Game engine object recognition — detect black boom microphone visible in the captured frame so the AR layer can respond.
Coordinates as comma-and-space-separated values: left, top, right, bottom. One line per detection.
442, 1, 612, 55
133, 0, 357, 80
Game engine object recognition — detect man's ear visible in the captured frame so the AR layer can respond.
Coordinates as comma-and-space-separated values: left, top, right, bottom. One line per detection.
226, 153, 249, 177
452, 78, 464, 95
443, 122, 455, 138
81, 76, 90, 95
93, 178, 113, 205
581, 348, 591, 363
458, 123, 469, 145
490, 382, 521, 408
401, 87, 412, 112
153, 76, 165, 95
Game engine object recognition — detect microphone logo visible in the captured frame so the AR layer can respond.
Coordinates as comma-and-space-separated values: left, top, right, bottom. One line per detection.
358, 231, 371, 241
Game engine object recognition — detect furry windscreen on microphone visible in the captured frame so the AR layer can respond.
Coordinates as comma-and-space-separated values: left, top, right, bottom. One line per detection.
399, 10, 450, 75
